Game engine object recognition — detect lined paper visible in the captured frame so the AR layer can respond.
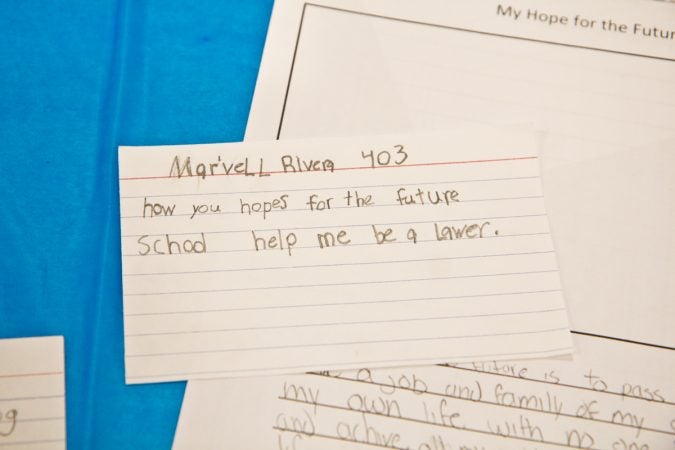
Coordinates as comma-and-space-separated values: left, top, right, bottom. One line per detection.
173, 333, 675, 449
0, 336, 66, 450
119, 131, 572, 383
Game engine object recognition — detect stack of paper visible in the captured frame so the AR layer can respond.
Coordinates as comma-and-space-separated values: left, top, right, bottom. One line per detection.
114, 0, 675, 447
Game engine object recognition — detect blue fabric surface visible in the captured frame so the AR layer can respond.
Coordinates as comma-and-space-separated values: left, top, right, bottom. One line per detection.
0, 1, 272, 447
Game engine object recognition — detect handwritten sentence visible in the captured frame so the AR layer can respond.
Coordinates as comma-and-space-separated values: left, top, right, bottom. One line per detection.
135, 186, 502, 256
275, 366, 672, 450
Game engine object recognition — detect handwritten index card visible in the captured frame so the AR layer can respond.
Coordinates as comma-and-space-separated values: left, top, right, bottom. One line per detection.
118, 131, 572, 383
0, 336, 66, 449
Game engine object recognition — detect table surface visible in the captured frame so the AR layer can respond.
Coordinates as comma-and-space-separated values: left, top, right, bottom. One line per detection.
0, 1, 273, 447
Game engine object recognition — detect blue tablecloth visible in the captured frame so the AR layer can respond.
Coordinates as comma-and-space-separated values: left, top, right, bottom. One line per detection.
0, 1, 272, 447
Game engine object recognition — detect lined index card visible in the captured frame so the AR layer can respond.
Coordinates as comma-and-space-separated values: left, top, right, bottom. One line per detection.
0, 336, 66, 449
118, 131, 572, 383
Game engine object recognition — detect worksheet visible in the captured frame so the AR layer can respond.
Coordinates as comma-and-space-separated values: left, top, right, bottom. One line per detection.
119, 131, 571, 383
173, 333, 675, 449
246, 0, 675, 348
0, 336, 66, 449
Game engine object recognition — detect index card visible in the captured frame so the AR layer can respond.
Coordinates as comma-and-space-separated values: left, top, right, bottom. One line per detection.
173, 333, 675, 449
0, 336, 66, 449
119, 131, 572, 383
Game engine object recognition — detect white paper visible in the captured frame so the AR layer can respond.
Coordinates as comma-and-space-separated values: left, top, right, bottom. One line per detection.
245, 0, 675, 348
119, 131, 572, 383
172, 0, 675, 446
173, 333, 675, 449
0, 336, 66, 449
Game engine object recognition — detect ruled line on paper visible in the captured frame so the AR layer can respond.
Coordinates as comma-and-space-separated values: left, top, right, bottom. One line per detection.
272, 413, 592, 450
120, 194, 544, 219
119, 132, 571, 381
126, 327, 569, 358
127, 346, 575, 380
0, 395, 63, 402
270, 426, 578, 450
119, 155, 538, 181
272, 427, 410, 450
0, 439, 65, 448
0, 372, 63, 379
125, 288, 563, 316
12, 417, 66, 424
125, 307, 566, 337
119, 175, 541, 200
124, 250, 555, 277
123, 269, 560, 297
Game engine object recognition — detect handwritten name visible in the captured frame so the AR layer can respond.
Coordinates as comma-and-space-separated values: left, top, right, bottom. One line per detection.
168, 155, 335, 179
